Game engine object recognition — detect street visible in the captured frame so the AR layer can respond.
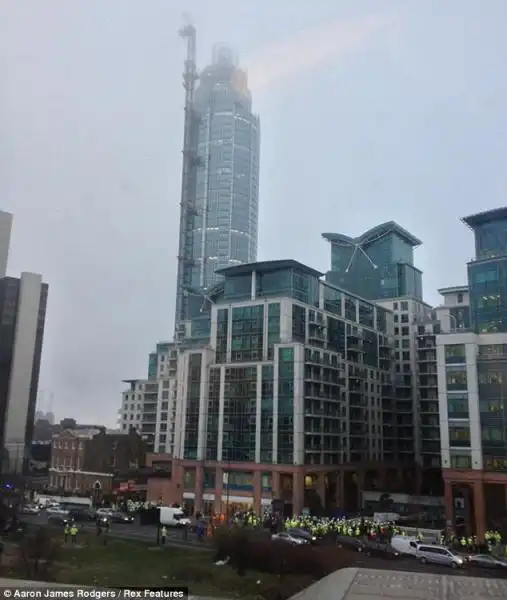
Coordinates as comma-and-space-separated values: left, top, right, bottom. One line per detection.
19, 514, 507, 579
22, 513, 207, 549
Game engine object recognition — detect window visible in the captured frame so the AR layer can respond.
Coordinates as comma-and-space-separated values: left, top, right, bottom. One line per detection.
447, 395, 469, 419
445, 344, 466, 364
457, 293, 464, 304
449, 425, 471, 447
401, 301, 408, 311
393, 302, 398, 310
446, 370, 467, 391
450, 454, 471, 469
400, 313, 409, 323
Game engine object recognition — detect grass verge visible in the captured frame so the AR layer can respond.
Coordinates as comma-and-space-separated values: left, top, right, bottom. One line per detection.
2, 533, 314, 599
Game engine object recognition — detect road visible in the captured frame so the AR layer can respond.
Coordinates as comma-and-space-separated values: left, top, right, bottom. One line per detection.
19, 515, 507, 579
22, 513, 209, 550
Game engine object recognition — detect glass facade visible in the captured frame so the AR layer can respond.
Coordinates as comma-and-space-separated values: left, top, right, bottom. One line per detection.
223, 366, 257, 462
216, 309, 228, 363
260, 366, 274, 462
206, 368, 220, 460
477, 358, 507, 469
185, 48, 260, 319
231, 305, 264, 361
324, 224, 423, 301
178, 261, 394, 472
469, 260, 507, 332
466, 210, 507, 333
184, 353, 202, 459
277, 347, 294, 465
267, 303, 280, 360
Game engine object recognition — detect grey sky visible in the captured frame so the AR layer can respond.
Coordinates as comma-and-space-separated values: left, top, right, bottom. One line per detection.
1, 0, 506, 425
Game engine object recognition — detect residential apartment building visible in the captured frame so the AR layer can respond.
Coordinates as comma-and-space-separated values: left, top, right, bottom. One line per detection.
323, 222, 437, 490
437, 207, 507, 542
49, 428, 146, 495
162, 259, 400, 516
0, 211, 48, 475
119, 342, 178, 454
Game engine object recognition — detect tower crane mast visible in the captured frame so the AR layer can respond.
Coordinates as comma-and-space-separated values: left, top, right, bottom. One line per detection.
174, 22, 199, 341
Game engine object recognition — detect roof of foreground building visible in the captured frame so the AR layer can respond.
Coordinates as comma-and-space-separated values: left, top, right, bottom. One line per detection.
289, 568, 507, 600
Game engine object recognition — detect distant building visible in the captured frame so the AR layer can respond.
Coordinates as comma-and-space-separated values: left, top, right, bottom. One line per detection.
119, 342, 178, 454
49, 428, 146, 495
174, 45, 261, 339
0, 210, 48, 474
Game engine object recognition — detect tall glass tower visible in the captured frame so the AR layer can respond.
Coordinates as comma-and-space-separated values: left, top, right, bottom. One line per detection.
193, 46, 260, 290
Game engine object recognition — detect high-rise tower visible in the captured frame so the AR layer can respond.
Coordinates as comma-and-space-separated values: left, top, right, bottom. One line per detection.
174, 32, 260, 341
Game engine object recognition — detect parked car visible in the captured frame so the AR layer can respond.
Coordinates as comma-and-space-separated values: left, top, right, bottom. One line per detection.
272, 532, 307, 545
416, 544, 464, 569
46, 505, 69, 517
20, 505, 40, 515
69, 508, 96, 522
96, 508, 114, 518
357, 540, 400, 560
109, 512, 135, 524
467, 554, 507, 571
286, 528, 316, 544
48, 515, 70, 526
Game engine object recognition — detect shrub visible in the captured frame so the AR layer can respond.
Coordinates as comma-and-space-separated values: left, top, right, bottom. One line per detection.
14, 526, 62, 581
212, 526, 355, 580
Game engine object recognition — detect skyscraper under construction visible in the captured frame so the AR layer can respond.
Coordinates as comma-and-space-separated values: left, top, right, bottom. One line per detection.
174, 29, 260, 341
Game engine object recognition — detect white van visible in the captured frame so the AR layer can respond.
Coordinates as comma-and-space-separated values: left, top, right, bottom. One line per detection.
159, 507, 191, 527
391, 535, 420, 556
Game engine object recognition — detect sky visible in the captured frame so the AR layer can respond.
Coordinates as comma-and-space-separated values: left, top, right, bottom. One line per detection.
1, 0, 507, 425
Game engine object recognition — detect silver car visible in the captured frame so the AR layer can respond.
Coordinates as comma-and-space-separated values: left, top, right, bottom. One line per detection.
272, 532, 307, 545
416, 544, 464, 569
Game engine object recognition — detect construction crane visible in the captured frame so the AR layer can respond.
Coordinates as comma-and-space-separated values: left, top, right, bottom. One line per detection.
174, 20, 200, 341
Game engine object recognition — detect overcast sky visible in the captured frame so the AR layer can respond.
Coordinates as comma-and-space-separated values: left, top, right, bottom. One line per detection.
1, 0, 506, 425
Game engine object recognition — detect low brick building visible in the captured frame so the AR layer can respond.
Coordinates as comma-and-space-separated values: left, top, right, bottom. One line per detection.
49, 428, 146, 496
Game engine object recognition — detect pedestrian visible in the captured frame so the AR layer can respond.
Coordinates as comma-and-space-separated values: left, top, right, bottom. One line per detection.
70, 523, 78, 545
64, 522, 70, 544
103, 518, 109, 546
161, 525, 167, 546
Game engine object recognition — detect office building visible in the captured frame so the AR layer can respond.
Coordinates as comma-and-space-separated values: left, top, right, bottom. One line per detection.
165, 259, 398, 515
437, 207, 507, 542
174, 35, 260, 340
119, 342, 178, 454
0, 211, 48, 474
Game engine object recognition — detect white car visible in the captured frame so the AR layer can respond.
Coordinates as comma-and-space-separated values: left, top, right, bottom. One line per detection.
20, 505, 40, 515
46, 505, 69, 516
96, 508, 114, 517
